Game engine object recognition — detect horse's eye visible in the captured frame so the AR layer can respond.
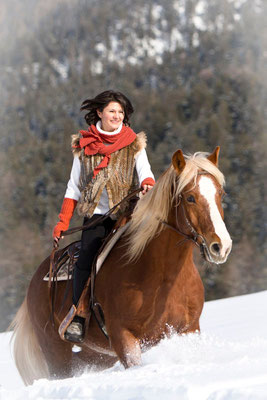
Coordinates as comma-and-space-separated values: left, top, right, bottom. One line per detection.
187, 195, 196, 203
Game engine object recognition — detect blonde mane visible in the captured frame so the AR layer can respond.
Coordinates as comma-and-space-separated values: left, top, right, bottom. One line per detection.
125, 152, 225, 262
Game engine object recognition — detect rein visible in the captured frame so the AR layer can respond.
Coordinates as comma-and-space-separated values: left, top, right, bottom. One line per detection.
60, 187, 142, 237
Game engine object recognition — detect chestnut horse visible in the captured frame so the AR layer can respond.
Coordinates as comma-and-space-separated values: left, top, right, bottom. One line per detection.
11, 147, 232, 385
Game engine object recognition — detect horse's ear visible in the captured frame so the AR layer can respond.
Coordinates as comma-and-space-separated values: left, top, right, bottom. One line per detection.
207, 146, 220, 166
172, 149, 186, 175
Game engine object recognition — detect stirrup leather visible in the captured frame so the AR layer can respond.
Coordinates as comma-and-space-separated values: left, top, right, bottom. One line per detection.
58, 304, 77, 341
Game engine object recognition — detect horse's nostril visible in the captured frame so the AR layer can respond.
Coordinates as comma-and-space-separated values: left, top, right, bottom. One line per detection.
211, 242, 221, 254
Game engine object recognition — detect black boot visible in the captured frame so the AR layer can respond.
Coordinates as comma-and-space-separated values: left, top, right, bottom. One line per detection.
63, 267, 89, 343
73, 266, 90, 306
64, 315, 86, 343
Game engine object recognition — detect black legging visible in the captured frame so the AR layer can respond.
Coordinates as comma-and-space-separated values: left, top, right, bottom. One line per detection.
73, 214, 115, 305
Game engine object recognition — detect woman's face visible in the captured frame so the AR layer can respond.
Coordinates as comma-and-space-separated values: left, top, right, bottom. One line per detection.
97, 101, 125, 132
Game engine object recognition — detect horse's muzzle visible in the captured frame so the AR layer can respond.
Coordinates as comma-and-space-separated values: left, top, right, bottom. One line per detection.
201, 239, 232, 264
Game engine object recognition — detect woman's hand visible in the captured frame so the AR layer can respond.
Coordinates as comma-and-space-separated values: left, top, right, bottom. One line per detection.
141, 184, 153, 195
53, 236, 61, 245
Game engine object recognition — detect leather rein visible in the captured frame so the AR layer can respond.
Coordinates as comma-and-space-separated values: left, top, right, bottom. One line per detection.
60, 187, 142, 238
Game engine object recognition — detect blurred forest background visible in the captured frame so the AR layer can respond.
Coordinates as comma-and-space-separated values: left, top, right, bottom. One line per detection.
0, 0, 266, 331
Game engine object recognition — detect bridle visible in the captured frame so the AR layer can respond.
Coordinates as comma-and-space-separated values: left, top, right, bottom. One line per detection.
161, 193, 210, 255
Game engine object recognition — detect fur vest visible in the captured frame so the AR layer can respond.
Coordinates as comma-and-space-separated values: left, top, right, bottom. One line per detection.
71, 132, 147, 218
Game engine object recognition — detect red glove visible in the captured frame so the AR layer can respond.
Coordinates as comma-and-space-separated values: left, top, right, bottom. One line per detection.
53, 198, 77, 239
141, 178, 155, 188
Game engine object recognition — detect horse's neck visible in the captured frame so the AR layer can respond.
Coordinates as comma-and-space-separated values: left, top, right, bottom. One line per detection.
149, 225, 195, 276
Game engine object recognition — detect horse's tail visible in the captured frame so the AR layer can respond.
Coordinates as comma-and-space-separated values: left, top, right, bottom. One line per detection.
9, 297, 49, 386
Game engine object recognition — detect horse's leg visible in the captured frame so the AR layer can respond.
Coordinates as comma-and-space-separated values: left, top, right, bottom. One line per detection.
183, 320, 201, 334
109, 328, 141, 368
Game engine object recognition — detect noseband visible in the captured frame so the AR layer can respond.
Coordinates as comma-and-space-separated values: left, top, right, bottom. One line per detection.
161, 193, 209, 253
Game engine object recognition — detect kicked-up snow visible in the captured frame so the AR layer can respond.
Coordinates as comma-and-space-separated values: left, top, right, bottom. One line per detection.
1, 290, 267, 399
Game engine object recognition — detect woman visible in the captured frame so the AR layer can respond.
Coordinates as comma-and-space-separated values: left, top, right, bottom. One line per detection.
53, 90, 155, 342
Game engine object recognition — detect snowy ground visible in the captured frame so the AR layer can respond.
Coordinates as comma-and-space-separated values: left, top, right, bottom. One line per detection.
1, 291, 267, 400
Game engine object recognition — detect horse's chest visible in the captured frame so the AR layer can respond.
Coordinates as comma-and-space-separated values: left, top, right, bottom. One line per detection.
146, 274, 204, 334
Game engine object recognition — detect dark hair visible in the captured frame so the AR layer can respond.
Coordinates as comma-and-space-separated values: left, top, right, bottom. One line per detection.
80, 90, 134, 126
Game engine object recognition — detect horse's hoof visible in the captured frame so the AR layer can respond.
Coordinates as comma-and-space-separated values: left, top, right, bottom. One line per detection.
64, 316, 85, 343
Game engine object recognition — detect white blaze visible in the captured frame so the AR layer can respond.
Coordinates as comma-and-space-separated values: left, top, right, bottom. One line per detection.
199, 176, 232, 259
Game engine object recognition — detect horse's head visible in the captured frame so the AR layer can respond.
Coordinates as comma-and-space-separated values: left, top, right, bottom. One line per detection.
172, 147, 232, 264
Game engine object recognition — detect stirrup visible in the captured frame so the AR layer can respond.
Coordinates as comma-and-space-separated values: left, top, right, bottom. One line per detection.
64, 315, 85, 343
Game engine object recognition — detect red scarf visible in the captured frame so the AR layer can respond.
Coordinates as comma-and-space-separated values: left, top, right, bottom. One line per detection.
74, 124, 136, 178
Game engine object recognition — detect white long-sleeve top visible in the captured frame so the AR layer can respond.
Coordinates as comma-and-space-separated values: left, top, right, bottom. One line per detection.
64, 122, 155, 214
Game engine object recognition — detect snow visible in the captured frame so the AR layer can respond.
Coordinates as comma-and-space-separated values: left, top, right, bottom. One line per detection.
151, 4, 164, 20
91, 60, 104, 75
88, 0, 260, 72
1, 291, 267, 399
50, 59, 69, 80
